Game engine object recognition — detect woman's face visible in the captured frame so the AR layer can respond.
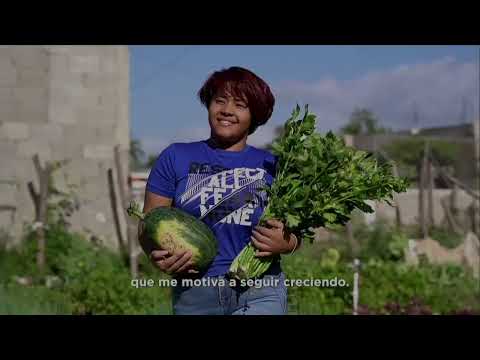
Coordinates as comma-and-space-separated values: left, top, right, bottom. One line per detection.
208, 90, 252, 144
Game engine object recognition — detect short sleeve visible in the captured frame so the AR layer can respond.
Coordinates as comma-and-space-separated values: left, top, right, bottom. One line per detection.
146, 144, 177, 199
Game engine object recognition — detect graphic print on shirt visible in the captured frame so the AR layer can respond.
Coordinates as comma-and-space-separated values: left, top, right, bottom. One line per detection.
179, 162, 269, 227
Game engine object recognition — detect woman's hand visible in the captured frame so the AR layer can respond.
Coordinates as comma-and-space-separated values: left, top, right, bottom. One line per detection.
251, 219, 298, 257
149, 249, 199, 275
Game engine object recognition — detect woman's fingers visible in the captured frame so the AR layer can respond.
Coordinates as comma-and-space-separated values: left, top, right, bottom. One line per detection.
254, 226, 274, 238
265, 219, 284, 229
252, 230, 272, 245
154, 251, 183, 271
150, 250, 169, 261
176, 260, 194, 274
251, 237, 272, 252
166, 251, 192, 274
255, 251, 274, 258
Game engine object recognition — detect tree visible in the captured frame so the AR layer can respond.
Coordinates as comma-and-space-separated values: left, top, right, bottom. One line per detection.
129, 139, 145, 171
340, 108, 388, 136
263, 124, 285, 151
383, 138, 461, 186
145, 154, 158, 169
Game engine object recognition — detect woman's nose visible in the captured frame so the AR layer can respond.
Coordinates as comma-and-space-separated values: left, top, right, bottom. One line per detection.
221, 101, 235, 115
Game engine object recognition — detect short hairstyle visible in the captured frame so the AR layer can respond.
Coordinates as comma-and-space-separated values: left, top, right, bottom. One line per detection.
198, 66, 275, 135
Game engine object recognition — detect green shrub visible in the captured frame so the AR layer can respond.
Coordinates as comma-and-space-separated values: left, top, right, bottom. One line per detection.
2, 220, 478, 315
429, 227, 463, 249
282, 246, 480, 315
0, 283, 72, 315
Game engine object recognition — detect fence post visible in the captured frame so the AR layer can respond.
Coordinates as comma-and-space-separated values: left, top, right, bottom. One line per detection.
427, 153, 434, 228
392, 163, 403, 228
419, 141, 429, 239
474, 117, 480, 236
353, 258, 360, 315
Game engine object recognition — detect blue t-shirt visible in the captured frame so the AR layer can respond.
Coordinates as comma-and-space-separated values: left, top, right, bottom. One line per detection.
146, 140, 279, 277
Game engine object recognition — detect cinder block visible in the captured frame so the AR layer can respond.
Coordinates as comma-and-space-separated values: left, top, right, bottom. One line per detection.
114, 120, 130, 145
0, 155, 23, 181
16, 68, 49, 88
0, 101, 18, 123
62, 158, 101, 182
0, 142, 19, 157
99, 56, 118, 74
0, 56, 17, 87
29, 123, 64, 142
83, 144, 113, 160
10, 46, 49, 70
62, 123, 95, 142
14, 87, 48, 123
0, 122, 30, 140
53, 137, 83, 161
81, 71, 116, 89
49, 52, 69, 74
12, 161, 36, 186
48, 103, 76, 125
74, 91, 104, 109
17, 138, 52, 160
74, 107, 116, 130
0, 88, 14, 104
69, 55, 100, 74
0, 211, 15, 232
0, 183, 17, 206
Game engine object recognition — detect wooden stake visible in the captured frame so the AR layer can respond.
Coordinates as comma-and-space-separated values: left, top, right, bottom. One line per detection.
114, 145, 139, 279
441, 195, 463, 236
427, 154, 434, 228
28, 154, 54, 272
346, 221, 358, 257
418, 143, 428, 239
392, 163, 403, 228
474, 116, 480, 236
353, 259, 360, 315
108, 168, 126, 256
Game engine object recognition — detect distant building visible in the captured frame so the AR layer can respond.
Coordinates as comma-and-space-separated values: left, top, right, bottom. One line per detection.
394, 123, 474, 138
345, 121, 477, 189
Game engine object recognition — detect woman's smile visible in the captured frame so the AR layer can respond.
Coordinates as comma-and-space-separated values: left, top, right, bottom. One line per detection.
217, 116, 238, 127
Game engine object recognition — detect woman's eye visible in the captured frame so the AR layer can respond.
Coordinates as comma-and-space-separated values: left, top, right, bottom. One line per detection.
236, 103, 247, 108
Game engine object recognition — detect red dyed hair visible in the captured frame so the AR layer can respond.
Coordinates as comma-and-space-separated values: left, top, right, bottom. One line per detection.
198, 66, 275, 135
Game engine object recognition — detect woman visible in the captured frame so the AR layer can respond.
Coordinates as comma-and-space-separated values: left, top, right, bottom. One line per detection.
139, 66, 299, 315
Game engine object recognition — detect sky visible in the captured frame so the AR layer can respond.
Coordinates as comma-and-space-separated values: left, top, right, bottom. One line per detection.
129, 45, 479, 157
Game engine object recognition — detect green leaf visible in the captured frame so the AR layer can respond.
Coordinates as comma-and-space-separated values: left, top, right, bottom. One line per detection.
323, 213, 337, 223
286, 213, 301, 228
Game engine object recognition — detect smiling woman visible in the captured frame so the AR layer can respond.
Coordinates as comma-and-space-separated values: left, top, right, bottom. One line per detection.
138, 66, 298, 315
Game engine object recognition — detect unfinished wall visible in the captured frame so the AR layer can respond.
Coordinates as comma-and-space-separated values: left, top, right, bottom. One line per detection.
0, 46, 130, 250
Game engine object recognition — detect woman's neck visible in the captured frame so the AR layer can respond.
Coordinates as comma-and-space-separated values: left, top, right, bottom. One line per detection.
207, 135, 247, 152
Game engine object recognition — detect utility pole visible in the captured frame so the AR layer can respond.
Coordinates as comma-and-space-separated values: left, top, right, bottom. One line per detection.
474, 115, 479, 236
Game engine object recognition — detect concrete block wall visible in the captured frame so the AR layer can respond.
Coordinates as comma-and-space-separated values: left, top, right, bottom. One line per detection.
0, 46, 130, 250
363, 188, 474, 228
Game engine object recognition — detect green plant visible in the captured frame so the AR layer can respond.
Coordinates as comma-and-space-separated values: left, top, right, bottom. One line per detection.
282, 246, 480, 315
429, 227, 463, 249
335, 221, 410, 262
46, 159, 80, 229
229, 105, 409, 280
0, 283, 72, 315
